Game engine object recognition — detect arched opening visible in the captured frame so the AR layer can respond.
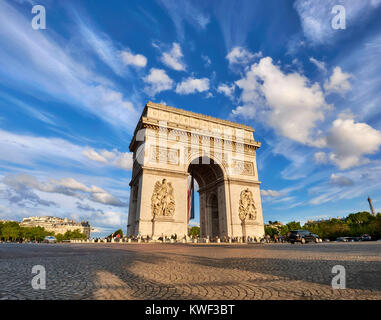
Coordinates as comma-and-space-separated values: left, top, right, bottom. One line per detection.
209, 193, 219, 238
187, 156, 225, 239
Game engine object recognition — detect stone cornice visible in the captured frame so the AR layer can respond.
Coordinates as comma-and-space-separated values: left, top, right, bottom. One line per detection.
129, 102, 261, 153
129, 121, 261, 153
146, 101, 255, 132
227, 178, 261, 186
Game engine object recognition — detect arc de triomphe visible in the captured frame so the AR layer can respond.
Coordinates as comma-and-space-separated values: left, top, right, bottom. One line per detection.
127, 102, 264, 240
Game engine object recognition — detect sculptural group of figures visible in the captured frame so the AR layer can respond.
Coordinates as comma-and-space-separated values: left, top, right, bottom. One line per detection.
239, 188, 257, 221
151, 180, 257, 226
151, 179, 175, 217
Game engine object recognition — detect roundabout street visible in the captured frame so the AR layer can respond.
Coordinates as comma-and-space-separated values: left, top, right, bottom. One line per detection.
0, 242, 380, 300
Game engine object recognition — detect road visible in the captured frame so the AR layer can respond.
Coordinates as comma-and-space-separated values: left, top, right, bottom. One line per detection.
0, 242, 380, 300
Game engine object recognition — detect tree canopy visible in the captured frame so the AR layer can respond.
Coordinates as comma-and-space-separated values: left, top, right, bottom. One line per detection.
0, 221, 87, 242
265, 212, 381, 240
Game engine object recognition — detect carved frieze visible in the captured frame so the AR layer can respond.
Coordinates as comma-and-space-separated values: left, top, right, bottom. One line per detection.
238, 188, 257, 221
151, 179, 175, 217
232, 160, 254, 176
150, 146, 179, 165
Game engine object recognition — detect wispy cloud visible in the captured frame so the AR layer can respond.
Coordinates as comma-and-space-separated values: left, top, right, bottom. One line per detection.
83, 147, 133, 170
1, 174, 127, 207
294, 0, 381, 45
157, 0, 210, 41
0, 1, 139, 130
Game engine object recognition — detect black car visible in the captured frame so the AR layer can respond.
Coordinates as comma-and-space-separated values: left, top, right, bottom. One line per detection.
361, 234, 372, 241
288, 230, 321, 244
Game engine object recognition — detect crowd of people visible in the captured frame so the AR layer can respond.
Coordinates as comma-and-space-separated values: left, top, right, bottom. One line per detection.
111, 233, 289, 243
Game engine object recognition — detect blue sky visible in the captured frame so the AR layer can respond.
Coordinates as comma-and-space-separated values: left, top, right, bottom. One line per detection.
1, 0, 381, 237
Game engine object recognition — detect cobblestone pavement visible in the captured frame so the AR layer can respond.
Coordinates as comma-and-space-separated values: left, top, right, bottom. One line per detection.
0, 242, 380, 300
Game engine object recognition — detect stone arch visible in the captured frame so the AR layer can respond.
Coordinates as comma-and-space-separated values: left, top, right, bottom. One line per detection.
127, 102, 264, 240
186, 152, 228, 181
187, 156, 226, 239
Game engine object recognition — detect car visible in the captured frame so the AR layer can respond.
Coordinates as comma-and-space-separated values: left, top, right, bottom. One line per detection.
288, 230, 321, 244
43, 236, 57, 243
361, 234, 372, 241
336, 236, 355, 242
311, 233, 323, 243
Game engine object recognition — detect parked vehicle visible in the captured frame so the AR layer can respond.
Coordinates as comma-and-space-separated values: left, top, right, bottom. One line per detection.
311, 234, 323, 243
43, 236, 57, 243
288, 230, 321, 244
336, 237, 354, 242
361, 234, 372, 241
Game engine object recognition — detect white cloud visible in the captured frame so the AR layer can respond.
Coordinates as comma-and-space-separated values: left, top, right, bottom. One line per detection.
0, 1, 139, 130
232, 57, 329, 146
0, 129, 86, 168
324, 66, 352, 95
161, 43, 186, 71
175, 77, 210, 94
101, 211, 125, 227
326, 115, 381, 169
308, 163, 381, 205
226, 47, 262, 66
143, 68, 174, 96
217, 83, 235, 99
314, 152, 328, 164
309, 57, 327, 72
83, 148, 108, 163
1, 174, 126, 207
113, 152, 133, 170
120, 50, 147, 67
330, 174, 354, 186
261, 189, 282, 197
82, 148, 133, 170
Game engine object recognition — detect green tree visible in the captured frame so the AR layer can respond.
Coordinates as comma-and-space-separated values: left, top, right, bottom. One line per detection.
265, 226, 277, 237
108, 229, 123, 238
188, 226, 200, 237
62, 229, 87, 240
1, 221, 21, 241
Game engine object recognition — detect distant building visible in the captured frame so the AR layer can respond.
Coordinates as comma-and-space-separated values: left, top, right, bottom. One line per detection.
265, 221, 284, 230
20, 216, 91, 238
0, 219, 17, 223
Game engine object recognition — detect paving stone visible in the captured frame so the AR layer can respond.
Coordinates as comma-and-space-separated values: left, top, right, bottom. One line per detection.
0, 242, 380, 300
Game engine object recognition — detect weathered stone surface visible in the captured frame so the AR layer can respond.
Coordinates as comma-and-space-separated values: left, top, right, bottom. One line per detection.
1, 242, 380, 300
127, 102, 264, 240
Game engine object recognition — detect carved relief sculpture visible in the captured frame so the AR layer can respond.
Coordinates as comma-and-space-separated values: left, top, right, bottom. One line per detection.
151, 179, 175, 217
151, 146, 179, 165
238, 188, 257, 221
